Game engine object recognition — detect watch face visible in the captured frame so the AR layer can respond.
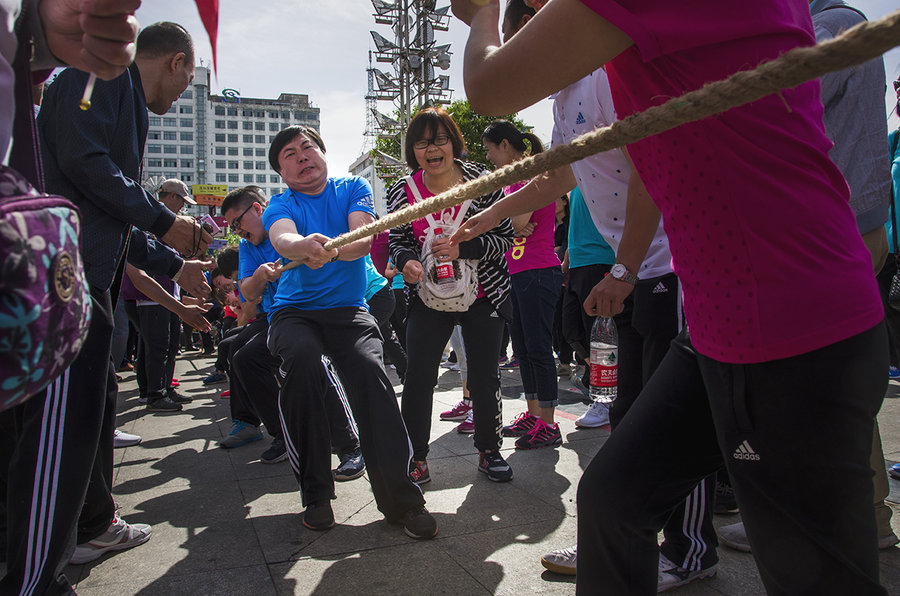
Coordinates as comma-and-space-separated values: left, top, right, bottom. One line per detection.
611, 264, 626, 279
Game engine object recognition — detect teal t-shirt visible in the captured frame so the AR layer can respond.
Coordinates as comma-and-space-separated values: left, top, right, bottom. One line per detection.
364, 255, 388, 302
567, 186, 616, 268
888, 130, 900, 253
262, 176, 375, 311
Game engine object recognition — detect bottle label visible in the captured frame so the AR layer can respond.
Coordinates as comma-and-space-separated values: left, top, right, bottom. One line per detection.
590, 347, 617, 387
436, 262, 455, 280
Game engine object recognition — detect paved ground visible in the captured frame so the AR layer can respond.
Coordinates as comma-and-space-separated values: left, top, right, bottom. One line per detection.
60, 352, 900, 595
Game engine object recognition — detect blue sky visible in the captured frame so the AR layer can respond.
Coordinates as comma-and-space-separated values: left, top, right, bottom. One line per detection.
135, 1, 899, 175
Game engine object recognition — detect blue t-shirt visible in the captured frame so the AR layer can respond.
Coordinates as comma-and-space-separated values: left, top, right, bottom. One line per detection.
888, 130, 900, 254
238, 236, 282, 315
567, 186, 616, 268
364, 255, 388, 302
262, 176, 375, 311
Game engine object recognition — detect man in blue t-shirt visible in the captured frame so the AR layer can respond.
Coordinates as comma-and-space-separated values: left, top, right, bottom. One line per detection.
262, 126, 435, 539
218, 187, 365, 478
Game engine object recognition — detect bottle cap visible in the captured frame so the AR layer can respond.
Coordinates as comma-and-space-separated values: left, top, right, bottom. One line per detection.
434, 227, 443, 235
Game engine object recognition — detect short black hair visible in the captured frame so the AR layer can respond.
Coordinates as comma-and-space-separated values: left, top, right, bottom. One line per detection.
405, 107, 466, 171
221, 186, 266, 215
268, 126, 326, 172
137, 22, 194, 64
216, 245, 240, 278
504, 0, 536, 31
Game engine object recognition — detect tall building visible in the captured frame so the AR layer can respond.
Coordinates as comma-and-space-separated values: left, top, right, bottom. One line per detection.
142, 66, 321, 212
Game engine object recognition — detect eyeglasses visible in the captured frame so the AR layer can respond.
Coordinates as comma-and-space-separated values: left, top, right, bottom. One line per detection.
413, 134, 451, 149
230, 203, 254, 232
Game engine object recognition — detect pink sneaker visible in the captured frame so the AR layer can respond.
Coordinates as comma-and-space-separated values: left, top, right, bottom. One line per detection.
457, 412, 474, 434
501, 412, 538, 437
515, 419, 563, 450
440, 400, 472, 421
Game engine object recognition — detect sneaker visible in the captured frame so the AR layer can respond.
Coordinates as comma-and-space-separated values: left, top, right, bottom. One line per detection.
570, 372, 590, 396
69, 516, 152, 564
515, 419, 563, 450
890, 463, 900, 480
575, 400, 609, 428
456, 412, 475, 434
440, 400, 472, 421
501, 412, 538, 437
541, 545, 577, 575
478, 451, 513, 482
334, 448, 366, 481
890, 366, 900, 379
113, 429, 142, 449
218, 420, 263, 449
302, 500, 335, 531
410, 459, 431, 485
557, 362, 572, 377
167, 390, 192, 404
401, 507, 438, 539
716, 521, 751, 552
220, 390, 231, 398
260, 436, 288, 464
500, 356, 519, 369
202, 371, 227, 385
657, 553, 717, 592
498, 355, 509, 367
117, 362, 134, 372
138, 395, 148, 404
714, 480, 739, 514
146, 396, 182, 412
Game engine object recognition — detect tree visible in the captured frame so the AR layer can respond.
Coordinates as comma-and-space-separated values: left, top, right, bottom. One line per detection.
372, 100, 533, 186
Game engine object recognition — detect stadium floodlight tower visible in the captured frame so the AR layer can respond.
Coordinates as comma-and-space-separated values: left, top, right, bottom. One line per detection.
367, 0, 453, 163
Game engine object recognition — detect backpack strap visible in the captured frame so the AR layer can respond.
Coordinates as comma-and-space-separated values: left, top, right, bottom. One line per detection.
10, 0, 44, 191
404, 175, 473, 232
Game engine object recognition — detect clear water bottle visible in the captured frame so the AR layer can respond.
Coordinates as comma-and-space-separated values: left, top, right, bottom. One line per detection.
432, 227, 457, 286
590, 316, 618, 403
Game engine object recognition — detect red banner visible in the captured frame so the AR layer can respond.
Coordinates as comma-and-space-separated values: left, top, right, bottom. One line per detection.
194, 0, 219, 73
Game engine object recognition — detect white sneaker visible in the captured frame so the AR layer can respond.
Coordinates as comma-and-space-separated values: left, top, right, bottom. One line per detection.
113, 429, 142, 449
70, 516, 152, 564
657, 553, 717, 592
541, 545, 577, 575
576, 400, 610, 428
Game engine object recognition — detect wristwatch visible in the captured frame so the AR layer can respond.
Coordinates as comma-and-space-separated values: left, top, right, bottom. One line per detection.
610, 263, 638, 285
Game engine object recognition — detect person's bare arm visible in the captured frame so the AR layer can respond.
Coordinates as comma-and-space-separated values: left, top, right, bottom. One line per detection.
268, 218, 333, 269
337, 211, 376, 260
238, 260, 282, 303
451, 0, 633, 115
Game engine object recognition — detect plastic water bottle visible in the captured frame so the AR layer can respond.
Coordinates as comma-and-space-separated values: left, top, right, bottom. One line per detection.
432, 227, 457, 286
590, 316, 618, 403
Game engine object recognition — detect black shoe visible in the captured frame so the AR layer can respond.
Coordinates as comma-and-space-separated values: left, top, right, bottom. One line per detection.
146, 396, 183, 412
302, 501, 335, 531
333, 448, 365, 481
167, 391, 192, 404
261, 437, 288, 464
714, 480, 739, 514
401, 507, 437, 540
478, 451, 513, 482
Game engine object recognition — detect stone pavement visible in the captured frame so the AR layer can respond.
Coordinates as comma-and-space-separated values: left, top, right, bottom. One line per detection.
63, 353, 900, 595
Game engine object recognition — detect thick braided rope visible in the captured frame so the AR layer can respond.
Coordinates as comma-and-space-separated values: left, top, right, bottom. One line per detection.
315, 9, 900, 254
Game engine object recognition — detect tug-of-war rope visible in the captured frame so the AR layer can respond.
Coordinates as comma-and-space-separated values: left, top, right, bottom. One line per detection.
293, 9, 900, 264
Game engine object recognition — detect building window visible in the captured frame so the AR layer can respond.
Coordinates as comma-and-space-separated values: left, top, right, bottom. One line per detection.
214, 147, 225, 155
270, 175, 279, 183
148, 132, 160, 140
255, 122, 265, 131
215, 133, 225, 142
163, 118, 177, 127
281, 112, 290, 119
243, 174, 254, 183
243, 148, 253, 156
149, 117, 161, 126
294, 111, 304, 120
215, 160, 226, 168
214, 106, 225, 115
242, 121, 253, 130
179, 106, 193, 114
163, 159, 177, 167
255, 161, 266, 170
228, 147, 238, 155
243, 134, 253, 143
163, 146, 177, 154
180, 146, 193, 154
255, 135, 265, 144
242, 109, 252, 117
243, 160, 253, 169
181, 159, 193, 168
215, 173, 226, 182
215, 120, 225, 129
228, 161, 238, 169
255, 148, 265, 156
182, 173, 193, 182
227, 108, 237, 116
256, 174, 267, 183
180, 132, 193, 141
182, 90, 193, 99
163, 131, 177, 140
179, 118, 193, 127
227, 120, 238, 129
167, 106, 176, 113
269, 135, 276, 143
227, 134, 238, 143
228, 174, 239, 182
147, 171, 162, 178
269, 122, 280, 132
255, 111, 264, 118
269, 111, 278, 118
148, 159, 162, 167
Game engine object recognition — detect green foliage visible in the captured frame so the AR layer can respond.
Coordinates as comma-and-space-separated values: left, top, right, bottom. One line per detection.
372, 100, 532, 182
